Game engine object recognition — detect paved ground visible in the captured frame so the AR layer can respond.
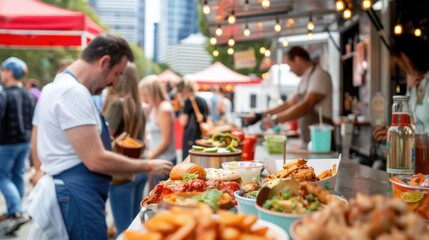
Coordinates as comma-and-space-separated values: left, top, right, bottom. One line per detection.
0, 151, 182, 240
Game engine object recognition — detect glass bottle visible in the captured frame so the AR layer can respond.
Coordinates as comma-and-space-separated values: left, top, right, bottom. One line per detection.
386, 96, 415, 176
415, 119, 429, 174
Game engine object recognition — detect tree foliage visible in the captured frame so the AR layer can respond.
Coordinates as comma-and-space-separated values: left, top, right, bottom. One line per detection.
197, 3, 272, 77
0, 0, 160, 86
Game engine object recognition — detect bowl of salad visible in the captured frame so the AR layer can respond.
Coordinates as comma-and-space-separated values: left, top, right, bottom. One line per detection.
255, 179, 344, 235
233, 181, 261, 215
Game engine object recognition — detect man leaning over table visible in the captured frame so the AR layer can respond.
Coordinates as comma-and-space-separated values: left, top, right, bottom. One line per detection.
27, 33, 173, 240
245, 46, 334, 150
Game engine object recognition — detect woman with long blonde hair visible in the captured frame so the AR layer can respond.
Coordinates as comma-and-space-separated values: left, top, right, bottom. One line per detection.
102, 62, 147, 236
139, 75, 176, 185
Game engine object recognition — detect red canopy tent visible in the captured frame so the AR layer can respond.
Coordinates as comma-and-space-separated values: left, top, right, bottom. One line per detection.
158, 69, 181, 83
184, 61, 260, 86
0, 0, 103, 48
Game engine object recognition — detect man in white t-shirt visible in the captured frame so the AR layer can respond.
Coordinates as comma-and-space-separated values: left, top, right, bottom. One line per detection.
261, 46, 334, 148
29, 33, 173, 239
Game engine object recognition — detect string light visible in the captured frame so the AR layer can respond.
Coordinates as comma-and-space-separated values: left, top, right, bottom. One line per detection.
215, 25, 223, 36
307, 14, 315, 31
262, 0, 270, 9
274, 18, 282, 32
203, 0, 210, 15
414, 28, 422, 37
361, 0, 372, 10
307, 31, 314, 40
212, 49, 219, 57
228, 9, 236, 24
335, 0, 345, 11
282, 41, 289, 47
228, 36, 235, 46
227, 47, 234, 55
394, 24, 403, 35
210, 37, 217, 45
244, 24, 251, 37
259, 47, 266, 54
264, 50, 271, 57
343, 8, 352, 19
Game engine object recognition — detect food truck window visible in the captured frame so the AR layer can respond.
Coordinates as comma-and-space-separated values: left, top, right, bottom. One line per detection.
250, 94, 257, 108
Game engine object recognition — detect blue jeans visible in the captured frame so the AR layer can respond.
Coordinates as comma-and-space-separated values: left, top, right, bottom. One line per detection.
109, 173, 148, 236
0, 142, 29, 216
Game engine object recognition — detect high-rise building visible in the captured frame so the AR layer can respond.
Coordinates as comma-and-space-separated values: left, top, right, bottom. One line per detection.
89, 0, 145, 47
166, 33, 211, 75
156, 0, 199, 62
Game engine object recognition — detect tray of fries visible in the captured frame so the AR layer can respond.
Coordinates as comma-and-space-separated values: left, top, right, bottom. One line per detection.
262, 156, 341, 190
121, 205, 288, 240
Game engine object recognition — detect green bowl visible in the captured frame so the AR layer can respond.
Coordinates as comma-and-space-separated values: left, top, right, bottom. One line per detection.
255, 204, 301, 235
234, 190, 257, 216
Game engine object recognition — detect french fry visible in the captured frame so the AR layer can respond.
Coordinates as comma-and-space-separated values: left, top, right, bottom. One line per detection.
283, 158, 307, 169
251, 227, 269, 236
332, 164, 337, 174
145, 220, 176, 234
239, 234, 272, 240
280, 164, 299, 178
166, 218, 196, 240
123, 231, 163, 240
218, 211, 246, 227
220, 226, 240, 240
241, 215, 258, 231
317, 169, 330, 179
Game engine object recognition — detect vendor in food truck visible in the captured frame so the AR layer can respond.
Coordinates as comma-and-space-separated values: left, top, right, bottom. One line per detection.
246, 46, 334, 150
373, 34, 429, 141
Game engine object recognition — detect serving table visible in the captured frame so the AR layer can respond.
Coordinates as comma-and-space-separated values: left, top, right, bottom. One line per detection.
125, 143, 391, 234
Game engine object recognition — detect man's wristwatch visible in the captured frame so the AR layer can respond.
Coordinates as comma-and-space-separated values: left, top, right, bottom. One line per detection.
271, 114, 279, 125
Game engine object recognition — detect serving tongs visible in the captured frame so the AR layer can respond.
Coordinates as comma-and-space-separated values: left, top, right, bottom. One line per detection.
256, 179, 299, 207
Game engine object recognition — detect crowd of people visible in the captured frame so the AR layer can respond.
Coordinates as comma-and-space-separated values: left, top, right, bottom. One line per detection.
0, 33, 233, 239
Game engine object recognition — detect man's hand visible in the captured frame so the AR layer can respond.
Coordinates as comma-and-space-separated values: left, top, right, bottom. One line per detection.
30, 170, 45, 187
262, 114, 275, 129
149, 160, 174, 177
373, 126, 388, 142
241, 112, 263, 126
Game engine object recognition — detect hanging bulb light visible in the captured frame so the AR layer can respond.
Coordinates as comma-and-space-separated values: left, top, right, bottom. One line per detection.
210, 37, 217, 45
274, 18, 282, 32
261, 0, 270, 9
282, 41, 289, 47
259, 47, 266, 54
215, 25, 223, 36
228, 9, 236, 24
307, 31, 314, 40
264, 50, 271, 57
212, 49, 219, 57
243, 23, 251, 37
307, 14, 315, 31
228, 36, 235, 46
396, 84, 401, 93
343, 8, 352, 19
361, 0, 372, 10
414, 28, 422, 37
244, 0, 250, 11
335, 0, 345, 11
227, 47, 234, 55
203, 0, 210, 15
394, 24, 403, 35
